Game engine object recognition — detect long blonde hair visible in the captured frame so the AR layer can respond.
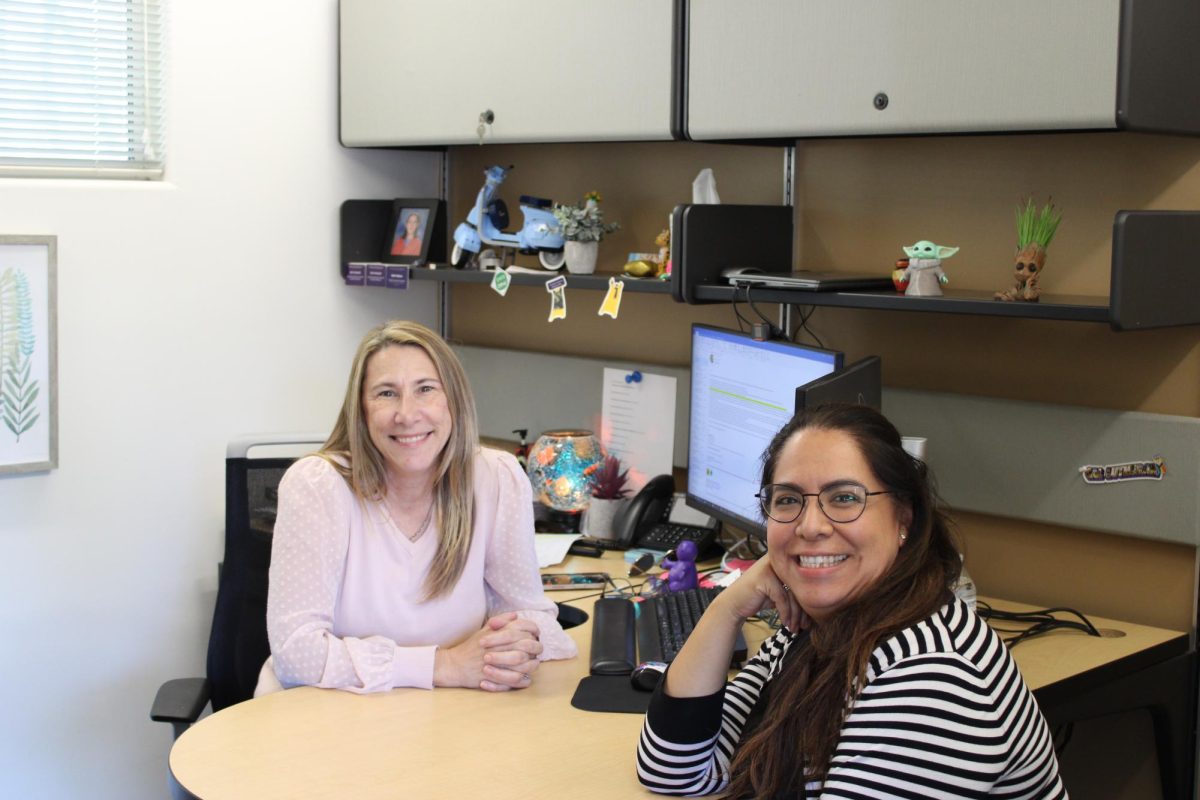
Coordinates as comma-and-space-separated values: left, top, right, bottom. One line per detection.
321, 320, 480, 599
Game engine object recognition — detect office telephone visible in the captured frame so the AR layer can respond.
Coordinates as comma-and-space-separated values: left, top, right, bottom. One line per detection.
612, 475, 720, 555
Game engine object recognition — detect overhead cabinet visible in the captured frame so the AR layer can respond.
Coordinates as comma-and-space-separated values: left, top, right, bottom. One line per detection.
684, 0, 1200, 140
339, 0, 681, 147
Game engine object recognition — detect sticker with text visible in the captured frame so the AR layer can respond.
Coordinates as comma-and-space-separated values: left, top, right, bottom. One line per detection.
598, 277, 624, 319
386, 266, 409, 290
1079, 457, 1165, 484
490, 268, 511, 296
546, 275, 568, 322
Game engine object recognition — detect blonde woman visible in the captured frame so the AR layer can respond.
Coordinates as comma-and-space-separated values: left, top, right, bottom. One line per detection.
257, 320, 576, 695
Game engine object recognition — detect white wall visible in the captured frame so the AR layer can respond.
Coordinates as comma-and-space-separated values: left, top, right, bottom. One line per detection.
0, 2, 441, 796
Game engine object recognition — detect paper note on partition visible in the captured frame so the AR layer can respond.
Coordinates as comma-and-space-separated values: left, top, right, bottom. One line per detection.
601, 368, 676, 492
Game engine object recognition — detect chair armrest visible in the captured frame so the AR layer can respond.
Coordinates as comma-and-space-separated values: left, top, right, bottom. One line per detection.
151, 678, 211, 725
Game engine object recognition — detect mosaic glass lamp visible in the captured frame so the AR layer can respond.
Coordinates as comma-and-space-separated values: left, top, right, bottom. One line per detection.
526, 430, 603, 527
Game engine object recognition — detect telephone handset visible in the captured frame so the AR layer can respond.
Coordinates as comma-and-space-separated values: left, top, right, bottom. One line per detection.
612, 474, 720, 556
611, 474, 676, 548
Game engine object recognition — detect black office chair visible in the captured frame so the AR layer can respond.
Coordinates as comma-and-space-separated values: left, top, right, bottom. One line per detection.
151, 435, 325, 740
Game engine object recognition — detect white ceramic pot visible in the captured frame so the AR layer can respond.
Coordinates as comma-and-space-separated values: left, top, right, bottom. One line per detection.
564, 240, 599, 275
582, 496, 626, 541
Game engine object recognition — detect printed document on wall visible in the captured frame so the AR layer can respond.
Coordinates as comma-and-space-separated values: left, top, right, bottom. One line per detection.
601, 368, 675, 492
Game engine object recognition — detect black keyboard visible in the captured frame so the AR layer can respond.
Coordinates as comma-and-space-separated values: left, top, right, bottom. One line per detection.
637, 587, 748, 665
587, 588, 748, 676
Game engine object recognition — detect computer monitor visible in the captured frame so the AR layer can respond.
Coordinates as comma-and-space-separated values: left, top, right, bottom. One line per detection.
795, 356, 882, 412
687, 324, 843, 536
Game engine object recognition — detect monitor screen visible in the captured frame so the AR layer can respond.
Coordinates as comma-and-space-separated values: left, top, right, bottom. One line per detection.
687, 324, 843, 536
795, 356, 882, 412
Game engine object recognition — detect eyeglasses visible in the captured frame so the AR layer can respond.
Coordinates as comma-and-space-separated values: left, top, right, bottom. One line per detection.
755, 483, 893, 524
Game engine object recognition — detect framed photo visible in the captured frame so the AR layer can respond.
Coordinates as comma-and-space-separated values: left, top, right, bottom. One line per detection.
381, 198, 440, 265
0, 235, 57, 474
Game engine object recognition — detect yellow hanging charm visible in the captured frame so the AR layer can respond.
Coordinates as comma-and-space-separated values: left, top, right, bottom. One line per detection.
546, 275, 568, 322
598, 277, 624, 319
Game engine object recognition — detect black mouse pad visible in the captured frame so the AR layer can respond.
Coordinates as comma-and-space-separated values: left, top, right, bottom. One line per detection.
570, 675, 652, 714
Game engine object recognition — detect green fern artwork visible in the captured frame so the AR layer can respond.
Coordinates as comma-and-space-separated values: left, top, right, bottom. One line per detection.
0, 266, 40, 442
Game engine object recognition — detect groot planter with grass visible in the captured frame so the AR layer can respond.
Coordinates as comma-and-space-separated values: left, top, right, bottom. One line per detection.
995, 199, 1063, 302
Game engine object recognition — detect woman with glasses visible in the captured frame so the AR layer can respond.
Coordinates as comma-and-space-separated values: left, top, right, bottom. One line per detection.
637, 404, 1065, 798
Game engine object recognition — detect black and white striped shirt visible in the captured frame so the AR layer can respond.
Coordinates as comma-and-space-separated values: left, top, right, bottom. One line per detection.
637, 599, 1067, 798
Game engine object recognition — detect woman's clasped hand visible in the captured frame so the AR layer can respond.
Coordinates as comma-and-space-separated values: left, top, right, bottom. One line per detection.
434, 612, 545, 691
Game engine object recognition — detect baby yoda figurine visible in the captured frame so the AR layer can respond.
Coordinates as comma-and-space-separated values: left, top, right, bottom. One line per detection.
901, 240, 959, 297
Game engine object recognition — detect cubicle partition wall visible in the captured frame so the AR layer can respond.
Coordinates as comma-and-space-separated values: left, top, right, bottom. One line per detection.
460, 344, 1200, 553
455, 345, 692, 469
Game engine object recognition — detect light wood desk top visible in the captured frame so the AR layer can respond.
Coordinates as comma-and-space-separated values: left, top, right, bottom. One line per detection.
170, 552, 1187, 799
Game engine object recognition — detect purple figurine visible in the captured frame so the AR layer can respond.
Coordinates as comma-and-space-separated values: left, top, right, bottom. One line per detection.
661, 539, 699, 592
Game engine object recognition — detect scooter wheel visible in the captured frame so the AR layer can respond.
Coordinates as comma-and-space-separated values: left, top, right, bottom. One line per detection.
451, 242, 474, 267
538, 249, 566, 270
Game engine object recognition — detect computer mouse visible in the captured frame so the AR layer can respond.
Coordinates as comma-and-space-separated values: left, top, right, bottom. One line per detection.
630, 661, 667, 692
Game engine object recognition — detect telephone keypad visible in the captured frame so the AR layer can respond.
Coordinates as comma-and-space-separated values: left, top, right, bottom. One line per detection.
639, 522, 707, 551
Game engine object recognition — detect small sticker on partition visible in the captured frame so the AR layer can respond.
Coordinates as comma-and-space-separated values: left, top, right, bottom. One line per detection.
365, 264, 387, 287
598, 277, 624, 319
343, 263, 366, 286
491, 268, 511, 297
1079, 457, 1166, 484
546, 275, 568, 322
386, 266, 409, 290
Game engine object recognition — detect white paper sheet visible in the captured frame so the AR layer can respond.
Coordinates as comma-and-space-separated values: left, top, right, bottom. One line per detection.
534, 533, 582, 568
601, 368, 677, 492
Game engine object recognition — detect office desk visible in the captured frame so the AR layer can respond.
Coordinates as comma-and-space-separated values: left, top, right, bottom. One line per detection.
170, 553, 1190, 799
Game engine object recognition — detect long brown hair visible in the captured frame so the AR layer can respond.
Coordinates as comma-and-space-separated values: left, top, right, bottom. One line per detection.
321, 320, 480, 600
726, 404, 962, 797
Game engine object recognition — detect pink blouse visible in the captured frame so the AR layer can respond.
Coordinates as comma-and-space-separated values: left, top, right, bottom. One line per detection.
258, 447, 576, 694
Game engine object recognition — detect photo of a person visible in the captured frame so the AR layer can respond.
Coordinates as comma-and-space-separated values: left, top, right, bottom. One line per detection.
390, 209, 426, 257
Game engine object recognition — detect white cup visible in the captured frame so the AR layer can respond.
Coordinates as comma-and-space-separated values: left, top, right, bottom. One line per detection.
901, 436, 927, 460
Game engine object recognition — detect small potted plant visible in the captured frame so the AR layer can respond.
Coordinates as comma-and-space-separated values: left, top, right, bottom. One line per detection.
994, 197, 1063, 302
552, 191, 620, 275
583, 453, 631, 541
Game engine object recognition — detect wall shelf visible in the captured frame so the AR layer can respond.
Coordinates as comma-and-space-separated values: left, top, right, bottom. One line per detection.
340, 200, 669, 294
671, 205, 1200, 331
344, 199, 1200, 329
408, 266, 671, 294
693, 285, 1111, 323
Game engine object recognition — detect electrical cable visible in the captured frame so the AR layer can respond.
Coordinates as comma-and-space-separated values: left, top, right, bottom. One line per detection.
729, 284, 753, 332
744, 284, 780, 335
975, 602, 1101, 648
789, 303, 826, 349
553, 573, 647, 609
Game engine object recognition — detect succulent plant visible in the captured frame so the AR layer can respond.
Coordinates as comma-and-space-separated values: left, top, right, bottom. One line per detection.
588, 453, 631, 500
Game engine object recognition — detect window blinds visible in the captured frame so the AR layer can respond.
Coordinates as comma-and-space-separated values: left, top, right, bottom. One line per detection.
0, 0, 164, 179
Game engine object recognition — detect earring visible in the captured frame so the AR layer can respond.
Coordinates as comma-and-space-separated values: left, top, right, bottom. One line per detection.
899, 528, 907, 542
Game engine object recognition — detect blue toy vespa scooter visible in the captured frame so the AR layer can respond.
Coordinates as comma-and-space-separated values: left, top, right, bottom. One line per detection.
451, 165, 566, 269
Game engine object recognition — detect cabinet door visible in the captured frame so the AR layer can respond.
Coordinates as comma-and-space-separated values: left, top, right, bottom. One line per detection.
340, 0, 678, 146
686, 0, 1120, 139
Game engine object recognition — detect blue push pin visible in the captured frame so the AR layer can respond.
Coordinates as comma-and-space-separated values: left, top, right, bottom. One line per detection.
625, 370, 642, 384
